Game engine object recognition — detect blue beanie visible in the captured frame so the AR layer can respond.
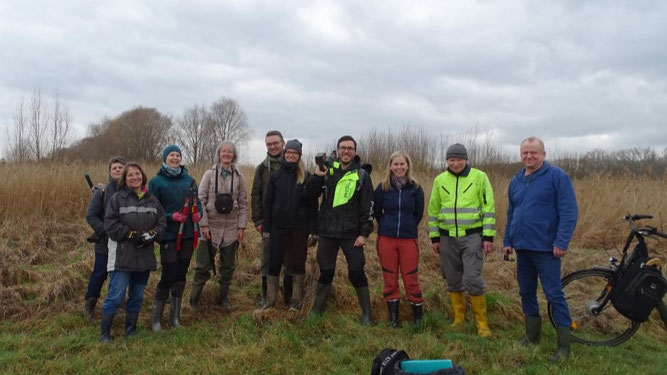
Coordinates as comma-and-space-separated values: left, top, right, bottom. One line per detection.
162, 144, 182, 162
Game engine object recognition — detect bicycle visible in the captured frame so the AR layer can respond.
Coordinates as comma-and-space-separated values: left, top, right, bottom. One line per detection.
547, 214, 667, 346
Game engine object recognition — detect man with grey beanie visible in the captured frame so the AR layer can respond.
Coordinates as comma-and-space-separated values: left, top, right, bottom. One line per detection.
427, 143, 496, 337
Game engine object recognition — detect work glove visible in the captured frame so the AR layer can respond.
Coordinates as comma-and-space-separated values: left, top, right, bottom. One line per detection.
171, 212, 187, 223
191, 212, 201, 223
262, 232, 270, 239
127, 231, 144, 246
139, 230, 157, 247
307, 234, 319, 247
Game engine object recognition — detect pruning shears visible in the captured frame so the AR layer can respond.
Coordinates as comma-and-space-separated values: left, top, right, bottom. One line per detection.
176, 181, 201, 251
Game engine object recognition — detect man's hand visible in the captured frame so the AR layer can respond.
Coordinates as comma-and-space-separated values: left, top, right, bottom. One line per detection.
237, 228, 245, 242
432, 242, 441, 254
201, 226, 211, 240
307, 234, 319, 247
502, 246, 514, 261
354, 235, 366, 247
482, 241, 494, 255
553, 246, 567, 258
255, 225, 263, 234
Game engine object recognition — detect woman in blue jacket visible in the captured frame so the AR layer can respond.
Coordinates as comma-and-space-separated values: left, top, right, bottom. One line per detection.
374, 151, 425, 327
148, 145, 202, 331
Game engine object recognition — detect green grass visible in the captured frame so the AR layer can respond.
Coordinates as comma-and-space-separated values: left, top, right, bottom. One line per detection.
1, 308, 665, 375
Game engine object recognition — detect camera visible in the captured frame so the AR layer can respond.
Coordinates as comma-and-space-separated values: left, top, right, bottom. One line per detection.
315, 150, 337, 171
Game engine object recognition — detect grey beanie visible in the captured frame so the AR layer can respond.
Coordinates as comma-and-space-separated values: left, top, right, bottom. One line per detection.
285, 139, 303, 156
446, 143, 468, 160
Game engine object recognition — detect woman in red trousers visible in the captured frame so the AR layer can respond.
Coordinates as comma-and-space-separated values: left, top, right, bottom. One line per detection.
374, 151, 425, 327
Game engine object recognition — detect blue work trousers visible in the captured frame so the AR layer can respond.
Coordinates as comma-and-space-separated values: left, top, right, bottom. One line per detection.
101, 270, 150, 315
84, 252, 108, 299
516, 250, 571, 328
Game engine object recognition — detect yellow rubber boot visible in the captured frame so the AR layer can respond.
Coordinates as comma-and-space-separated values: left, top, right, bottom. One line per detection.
449, 292, 466, 327
470, 294, 492, 338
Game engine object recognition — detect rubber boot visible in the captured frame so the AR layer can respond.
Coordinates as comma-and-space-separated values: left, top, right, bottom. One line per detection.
449, 291, 466, 327
258, 276, 267, 307
83, 297, 97, 322
100, 314, 114, 343
217, 284, 232, 309
355, 286, 373, 326
152, 299, 166, 332
189, 285, 202, 310
470, 294, 492, 338
411, 302, 423, 326
125, 312, 139, 337
283, 274, 293, 307
520, 315, 541, 346
289, 274, 305, 311
310, 283, 331, 316
550, 326, 571, 363
264, 275, 279, 309
169, 296, 181, 328
387, 299, 399, 328
657, 300, 667, 327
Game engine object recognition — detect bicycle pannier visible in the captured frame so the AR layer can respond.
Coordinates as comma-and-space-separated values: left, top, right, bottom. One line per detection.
610, 256, 666, 322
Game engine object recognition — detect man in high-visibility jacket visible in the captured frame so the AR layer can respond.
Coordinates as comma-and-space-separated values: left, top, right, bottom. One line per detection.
428, 143, 496, 337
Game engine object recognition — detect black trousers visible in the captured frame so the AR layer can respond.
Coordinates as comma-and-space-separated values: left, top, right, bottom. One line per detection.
316, 235, 368, 288
269, 227, 309, 276
155, 239, 194, 301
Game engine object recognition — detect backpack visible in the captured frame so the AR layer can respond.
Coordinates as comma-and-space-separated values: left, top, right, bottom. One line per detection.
371, 349, 466, 375
610, 247, 666, 322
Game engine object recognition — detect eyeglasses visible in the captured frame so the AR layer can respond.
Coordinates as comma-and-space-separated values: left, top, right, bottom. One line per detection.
338, 146, 355, 152
284, 150, 299, 156
266, 141, 282, 147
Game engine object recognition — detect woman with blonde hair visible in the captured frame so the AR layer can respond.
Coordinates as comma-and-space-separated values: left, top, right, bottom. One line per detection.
262, 139, 318, 310
189, 141, 248, 309
374, 151, 425, 327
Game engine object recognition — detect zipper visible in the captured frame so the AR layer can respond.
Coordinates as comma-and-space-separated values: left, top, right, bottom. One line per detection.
397, 188, 402, 237
441, 186, 450, 194
454, 176, 459, 235
462, 182, 473, 194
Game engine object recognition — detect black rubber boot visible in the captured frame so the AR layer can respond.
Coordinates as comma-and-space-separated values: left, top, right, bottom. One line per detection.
355, 286, 373, 327
83, 297, 97, 322
387, 300, 399, 328
100, 314, 114, 343
310, 283, 331, 316
125, 312, 139, 337
169, 296, 181, 328
283, 274, 293, 307
520, 315, 542, 346
152, 299, 166, 332
411, 302, 423, 326
658, 300, 667, 327
258, 276, 267, 307
217, 284, 232, 309
550, 326, 571, 363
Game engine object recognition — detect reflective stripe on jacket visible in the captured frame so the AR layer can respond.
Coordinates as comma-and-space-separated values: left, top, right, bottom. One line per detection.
427, 164, 495, 239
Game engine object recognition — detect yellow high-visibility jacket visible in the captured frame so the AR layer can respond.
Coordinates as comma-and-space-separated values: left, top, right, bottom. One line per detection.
428, 164, 495, 240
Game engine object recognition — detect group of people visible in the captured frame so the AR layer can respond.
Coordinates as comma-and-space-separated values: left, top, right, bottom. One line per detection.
83, 132, 578, 363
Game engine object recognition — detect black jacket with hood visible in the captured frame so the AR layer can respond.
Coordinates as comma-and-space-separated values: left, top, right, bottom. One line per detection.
263, 160, 318, 234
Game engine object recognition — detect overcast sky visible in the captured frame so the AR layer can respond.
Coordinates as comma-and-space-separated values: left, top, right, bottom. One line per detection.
2, 0, 666, 164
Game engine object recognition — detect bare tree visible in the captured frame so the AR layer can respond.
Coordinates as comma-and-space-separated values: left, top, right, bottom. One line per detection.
27, 87, 50, 160
207, 98, 252, 161
177, 104, 210, 165
116, 107, 172, 161
6, 97, 30, 162
49, 91, 72, 158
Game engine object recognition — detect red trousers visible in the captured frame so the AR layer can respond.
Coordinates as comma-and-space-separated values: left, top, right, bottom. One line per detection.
376, 235, 423, 304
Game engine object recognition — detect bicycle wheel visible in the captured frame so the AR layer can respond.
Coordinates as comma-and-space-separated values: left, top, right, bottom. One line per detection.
548, 268, 640, 346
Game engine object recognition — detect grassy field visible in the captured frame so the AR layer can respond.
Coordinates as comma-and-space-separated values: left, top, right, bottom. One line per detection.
0, 162, 665, 374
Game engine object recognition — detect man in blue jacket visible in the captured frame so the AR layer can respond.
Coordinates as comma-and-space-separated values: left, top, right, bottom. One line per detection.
503, 137, 578, 363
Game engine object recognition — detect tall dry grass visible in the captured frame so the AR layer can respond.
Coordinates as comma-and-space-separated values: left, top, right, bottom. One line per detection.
0, 162, 665, 332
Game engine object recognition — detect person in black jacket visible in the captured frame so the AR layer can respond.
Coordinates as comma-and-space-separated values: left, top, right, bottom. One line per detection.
262, 139, 318, 311
83, 156, 126, 321
100, 162, 166, 342
374, 151, 425, 327
305, 135, 375, 325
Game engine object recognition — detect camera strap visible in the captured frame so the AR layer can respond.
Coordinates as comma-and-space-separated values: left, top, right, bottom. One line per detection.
215, 165, 234, 195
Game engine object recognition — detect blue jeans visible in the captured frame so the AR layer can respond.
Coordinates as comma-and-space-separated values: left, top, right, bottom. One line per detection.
85, 252, 108, 299
516, 250, 571, 328
101, 271, 150, 315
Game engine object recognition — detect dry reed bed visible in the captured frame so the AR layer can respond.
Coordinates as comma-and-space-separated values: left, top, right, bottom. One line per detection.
0, 163, 665, 336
